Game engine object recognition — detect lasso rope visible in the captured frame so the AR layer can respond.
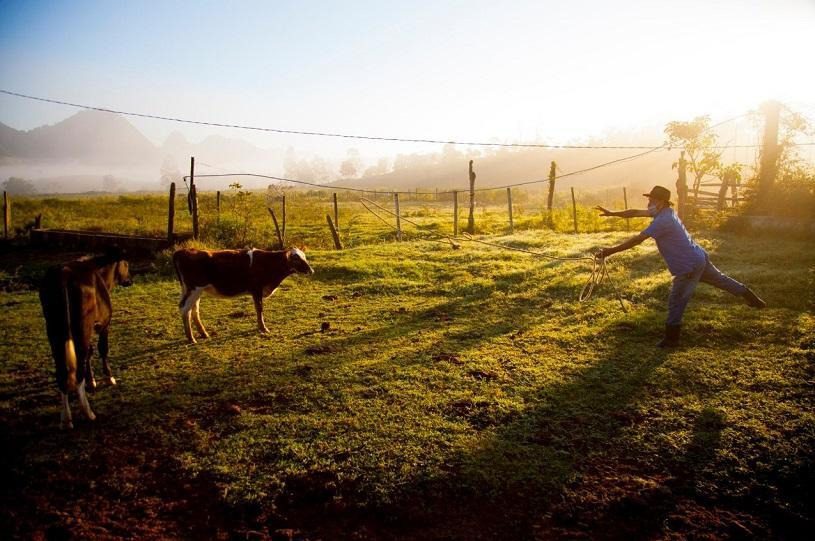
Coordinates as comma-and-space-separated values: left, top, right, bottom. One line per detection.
356, 199, 628, 312
458, 234, 628, 312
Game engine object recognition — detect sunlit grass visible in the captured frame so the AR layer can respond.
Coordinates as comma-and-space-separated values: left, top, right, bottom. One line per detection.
1, 220, 812, 537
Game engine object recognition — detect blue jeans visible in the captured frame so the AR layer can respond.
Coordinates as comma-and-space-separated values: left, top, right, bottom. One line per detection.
666, 255, 747, 326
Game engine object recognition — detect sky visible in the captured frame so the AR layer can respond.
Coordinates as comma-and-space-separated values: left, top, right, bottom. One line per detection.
1, 0, 814, 163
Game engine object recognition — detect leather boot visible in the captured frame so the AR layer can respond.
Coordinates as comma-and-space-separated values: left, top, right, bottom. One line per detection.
742, 287, 766, 309
657, 324, 681, 348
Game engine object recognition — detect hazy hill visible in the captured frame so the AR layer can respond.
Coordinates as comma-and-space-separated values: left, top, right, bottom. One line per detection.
0, 110, 159, 165
0, 111, 285, 192
160, 131, 283, 172
0, 111, 759, 195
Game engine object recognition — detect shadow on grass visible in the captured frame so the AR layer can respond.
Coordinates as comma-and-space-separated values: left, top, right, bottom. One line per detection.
1, 233, 810, 540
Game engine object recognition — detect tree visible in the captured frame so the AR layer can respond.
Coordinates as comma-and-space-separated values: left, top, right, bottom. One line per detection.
363, 157, 391, 177
284, 148, 331, 182
664, 116, 723, 204
743, 106, 814, 217
3, 177, 36, 195
339, 148, 363, 178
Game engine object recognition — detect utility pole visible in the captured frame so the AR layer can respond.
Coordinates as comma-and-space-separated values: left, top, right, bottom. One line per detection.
676, 151, 688, 221
757, 100, 781, 213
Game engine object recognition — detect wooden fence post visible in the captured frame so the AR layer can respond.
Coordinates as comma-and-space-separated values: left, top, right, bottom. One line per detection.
167, 182, 176, 243
571, 187, 578, 234
394, 192, 402, 241
547, 161, 557, 211
269, 208, 284, 249
717, 181, 729, 211
466, 160, 476, 234
623, 187, 629, 231
326, 215, 343, 250
333, 193, 339, 234
190, 156, 199, 240
731, 181, 740, 207
216, 190, 221, 223
3, 191, 9, 240
282, 195, 287, 240
453, 190, 459, 236
507, 187, 514, 234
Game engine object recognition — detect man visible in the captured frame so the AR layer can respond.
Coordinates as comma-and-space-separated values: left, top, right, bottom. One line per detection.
595, 185, 765, 347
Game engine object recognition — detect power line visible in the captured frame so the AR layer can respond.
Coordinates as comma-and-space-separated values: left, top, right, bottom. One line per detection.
187, 172, 408, 194
184, 113, 772, 194
4, 88, 803, 150
188, 145, 669, 195
478, 146, 668, 192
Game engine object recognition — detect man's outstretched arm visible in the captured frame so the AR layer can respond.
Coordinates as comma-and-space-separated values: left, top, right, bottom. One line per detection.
595, 206, 652, 218
597, 233, 648, 258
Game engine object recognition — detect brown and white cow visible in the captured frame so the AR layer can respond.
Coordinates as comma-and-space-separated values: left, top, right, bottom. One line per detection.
39, 248, 132, 429
172, 247, 314, 343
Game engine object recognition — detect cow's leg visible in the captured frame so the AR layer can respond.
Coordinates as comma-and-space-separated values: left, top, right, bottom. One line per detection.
182, 309, 194, 343
52, 333, 74, 429
85, 344, 97, 392
178, 284, 194, 343
60, 392, 73, 430
180, 288, 204, 344
253, 294, 269, 334
192, 298, 210, 339
77, 379, 96, 421
98, 330, 116, 385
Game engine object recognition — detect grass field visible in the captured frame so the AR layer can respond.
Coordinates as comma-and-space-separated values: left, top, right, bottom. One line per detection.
7, 188, 650, 250
1, 204, 813, 539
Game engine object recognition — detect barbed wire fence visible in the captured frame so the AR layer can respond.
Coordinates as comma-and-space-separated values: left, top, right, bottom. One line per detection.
3, 89, 813, 248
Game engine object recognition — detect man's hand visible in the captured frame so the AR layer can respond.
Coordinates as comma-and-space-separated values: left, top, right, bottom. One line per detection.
595, 206, 615, 217
596, 247, 613, 259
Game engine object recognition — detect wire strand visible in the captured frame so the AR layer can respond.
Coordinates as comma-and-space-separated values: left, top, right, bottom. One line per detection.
6, 88, 810, 150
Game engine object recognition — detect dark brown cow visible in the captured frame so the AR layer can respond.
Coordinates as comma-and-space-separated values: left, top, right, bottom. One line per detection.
39, 249, 132, 429
172, 247, 314, 343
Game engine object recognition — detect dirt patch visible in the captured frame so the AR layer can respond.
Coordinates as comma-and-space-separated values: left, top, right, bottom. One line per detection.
304, 344, 336, 356
0, 422, 243, 539
536, 456, 777, 540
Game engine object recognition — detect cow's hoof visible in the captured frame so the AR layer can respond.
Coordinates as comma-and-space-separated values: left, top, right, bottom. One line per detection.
259, 328, 271, 335
85, 410, 96, 421
88, 378, 98, 392
107, 376, 117, 386
61, 420, 74, 430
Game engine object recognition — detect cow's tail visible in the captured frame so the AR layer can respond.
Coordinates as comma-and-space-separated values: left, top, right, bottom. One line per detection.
61, 281, 78, 392
172, 250, 184, 285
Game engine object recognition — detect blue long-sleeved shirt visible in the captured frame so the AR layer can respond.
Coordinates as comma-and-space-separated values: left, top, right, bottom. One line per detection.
641, 208, 707, 276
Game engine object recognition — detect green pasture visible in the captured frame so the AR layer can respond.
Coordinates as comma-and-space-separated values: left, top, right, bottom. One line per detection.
0, 210, 813, 538
7, 189, 651, 250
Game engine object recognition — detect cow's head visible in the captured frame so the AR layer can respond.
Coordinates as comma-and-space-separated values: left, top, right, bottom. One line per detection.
114, 259, 133, 287
99, 246, 133, 288
287, 248, 314, 275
